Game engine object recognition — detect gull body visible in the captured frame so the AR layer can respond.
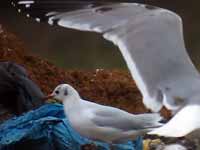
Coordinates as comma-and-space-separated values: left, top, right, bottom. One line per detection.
14, 0, 200, 137
49, 84, 162, 143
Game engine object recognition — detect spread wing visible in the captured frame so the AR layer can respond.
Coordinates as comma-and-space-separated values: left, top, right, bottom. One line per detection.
12, 1, 200, 112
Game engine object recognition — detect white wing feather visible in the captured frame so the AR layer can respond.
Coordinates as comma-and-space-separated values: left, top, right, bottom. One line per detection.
16, 1, 200, 112
46, 3, 200, 112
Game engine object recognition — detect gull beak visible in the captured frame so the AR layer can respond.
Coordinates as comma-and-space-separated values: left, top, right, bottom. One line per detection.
43, 93, 55, 101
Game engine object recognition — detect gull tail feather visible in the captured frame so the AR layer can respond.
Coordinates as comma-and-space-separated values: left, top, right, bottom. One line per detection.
136, 113, 164, 128
148, 105, 200, 137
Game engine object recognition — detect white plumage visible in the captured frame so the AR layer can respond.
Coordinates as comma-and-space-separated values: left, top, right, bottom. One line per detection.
47, 84, 162, 143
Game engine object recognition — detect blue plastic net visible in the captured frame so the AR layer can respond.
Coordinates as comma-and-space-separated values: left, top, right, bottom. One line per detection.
0, 103, 143, 150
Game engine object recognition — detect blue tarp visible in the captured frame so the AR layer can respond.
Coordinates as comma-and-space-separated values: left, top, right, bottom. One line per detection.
0, 104, 143, 150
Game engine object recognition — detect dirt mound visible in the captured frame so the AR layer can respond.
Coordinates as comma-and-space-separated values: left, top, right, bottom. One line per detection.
0, 24, 171, 122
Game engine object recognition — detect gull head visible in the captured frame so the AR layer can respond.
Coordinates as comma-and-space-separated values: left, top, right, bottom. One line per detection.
45, 84, 80, 102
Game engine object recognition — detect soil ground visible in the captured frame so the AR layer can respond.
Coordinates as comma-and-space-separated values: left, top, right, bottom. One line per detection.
0, 24, 171, 118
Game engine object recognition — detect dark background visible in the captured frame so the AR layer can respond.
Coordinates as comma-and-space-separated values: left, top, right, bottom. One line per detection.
0, 0, 200, 69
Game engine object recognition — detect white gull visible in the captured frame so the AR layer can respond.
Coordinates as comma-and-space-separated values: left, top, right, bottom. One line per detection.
46, 84, 162, 145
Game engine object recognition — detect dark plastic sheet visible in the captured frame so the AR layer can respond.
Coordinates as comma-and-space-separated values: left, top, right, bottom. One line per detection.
0, 61, 44, 115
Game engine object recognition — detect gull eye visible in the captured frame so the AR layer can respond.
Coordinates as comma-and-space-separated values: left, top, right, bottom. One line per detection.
55, 90, 59, 94
64, 89, 68, 96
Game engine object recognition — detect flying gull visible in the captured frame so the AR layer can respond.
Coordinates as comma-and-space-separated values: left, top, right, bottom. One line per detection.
12, 0, 200, 137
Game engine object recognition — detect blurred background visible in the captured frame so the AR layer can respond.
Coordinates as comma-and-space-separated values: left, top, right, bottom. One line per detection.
0, 0, 200, 69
